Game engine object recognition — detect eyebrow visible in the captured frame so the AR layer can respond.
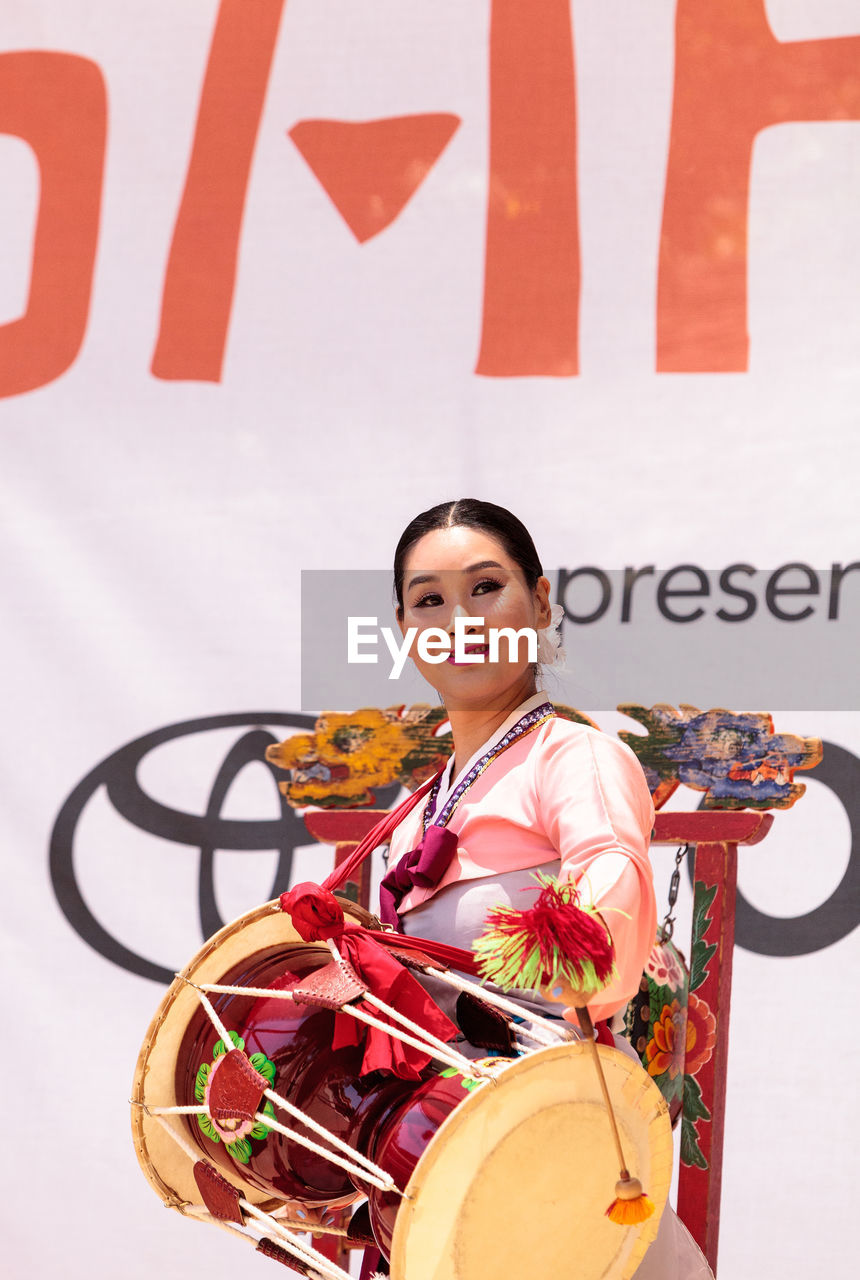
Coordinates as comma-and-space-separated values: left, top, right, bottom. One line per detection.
406, 561, 505, 591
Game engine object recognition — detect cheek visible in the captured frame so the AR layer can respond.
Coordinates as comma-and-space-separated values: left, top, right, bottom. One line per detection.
403, 612, 444, 641
481, 588, 535, 627
401, 618, 452, 670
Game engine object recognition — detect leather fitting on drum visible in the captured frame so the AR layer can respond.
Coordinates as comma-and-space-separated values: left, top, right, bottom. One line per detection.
192, 1161, 245, 1224
256, 1237, 315, 1274
208, 1048, 268, 1124
454, 990, 517, 1055
383, 944, 437, 973
291, 957, 367, 1010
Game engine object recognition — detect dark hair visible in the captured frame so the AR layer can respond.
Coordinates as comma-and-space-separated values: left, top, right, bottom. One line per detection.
393, 499, 543, 613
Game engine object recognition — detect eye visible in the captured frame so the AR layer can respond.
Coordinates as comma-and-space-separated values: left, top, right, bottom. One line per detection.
472, 577, 504, 596
414, 591, 444, 608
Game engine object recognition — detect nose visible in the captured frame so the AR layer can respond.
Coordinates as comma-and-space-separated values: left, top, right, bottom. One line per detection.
447, 603, 481, 636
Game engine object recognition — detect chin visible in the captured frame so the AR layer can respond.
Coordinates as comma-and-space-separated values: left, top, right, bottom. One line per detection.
431, 666, 531, 706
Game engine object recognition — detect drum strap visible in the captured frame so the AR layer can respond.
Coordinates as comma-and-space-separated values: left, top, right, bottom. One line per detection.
319, 771, 483, 974
359, 926, 480, 977
321, 770, 443, 895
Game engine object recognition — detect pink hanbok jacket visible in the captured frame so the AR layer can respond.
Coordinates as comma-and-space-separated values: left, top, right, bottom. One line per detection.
388, 692, 657, 1023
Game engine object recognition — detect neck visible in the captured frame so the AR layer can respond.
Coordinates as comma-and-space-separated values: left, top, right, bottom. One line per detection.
445, 677, 541, 778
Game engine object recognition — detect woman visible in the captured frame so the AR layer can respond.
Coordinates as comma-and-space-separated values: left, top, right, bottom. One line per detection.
376, 497, 712, 1279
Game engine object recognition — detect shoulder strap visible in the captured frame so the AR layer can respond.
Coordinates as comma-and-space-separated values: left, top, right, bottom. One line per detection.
361, 927, 480, 976
321, 770, 442, 893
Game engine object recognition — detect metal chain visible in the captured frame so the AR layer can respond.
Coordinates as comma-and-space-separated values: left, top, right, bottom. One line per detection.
659, 844, 691, 941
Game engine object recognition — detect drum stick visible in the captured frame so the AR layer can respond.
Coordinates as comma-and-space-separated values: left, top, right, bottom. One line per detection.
573, 1005, 631, 1176
423, 966, 566, 1046
470, 871, 654, 1224
574, 1004, 653, 1221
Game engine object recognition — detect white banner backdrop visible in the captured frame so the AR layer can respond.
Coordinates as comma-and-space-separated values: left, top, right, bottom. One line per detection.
2, 2, 859, 1277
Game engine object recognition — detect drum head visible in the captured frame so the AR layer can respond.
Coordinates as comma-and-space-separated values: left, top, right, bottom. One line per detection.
131, 899, 355, 1217
390, 1041, 673, 1280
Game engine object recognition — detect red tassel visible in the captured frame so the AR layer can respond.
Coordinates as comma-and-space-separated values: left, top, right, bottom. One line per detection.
474, 873, 615, 992
530, 878, 615, 980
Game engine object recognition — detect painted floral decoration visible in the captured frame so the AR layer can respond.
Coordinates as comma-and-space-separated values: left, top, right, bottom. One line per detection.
264, 706, 450, 807
645, 942, 686, 992
618, 704, 821, 810
645, 999, 688, 1080
624, 933, 689, 1125
439, 1066, 482, 1093
195, 1030, 277, 1164
684, 991, 717, 1076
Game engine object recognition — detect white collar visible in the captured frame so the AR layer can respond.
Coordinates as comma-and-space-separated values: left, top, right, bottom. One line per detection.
433, 690, 552, 812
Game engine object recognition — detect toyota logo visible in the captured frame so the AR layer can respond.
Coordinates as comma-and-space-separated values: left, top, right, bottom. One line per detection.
51, 714, 859, 980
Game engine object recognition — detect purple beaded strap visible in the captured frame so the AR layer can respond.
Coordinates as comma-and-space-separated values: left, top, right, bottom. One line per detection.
422, 701, 556, 834
378, 702, 556, 927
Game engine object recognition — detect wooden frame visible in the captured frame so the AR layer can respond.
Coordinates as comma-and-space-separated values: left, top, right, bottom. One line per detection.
651, 809, 772, 1271
302, 805, 774, 1275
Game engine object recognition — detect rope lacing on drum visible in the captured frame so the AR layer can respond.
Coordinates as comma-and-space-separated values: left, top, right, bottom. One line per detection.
174, 976, 401, 1194
193, 957, 495, 1081
131, 1102, 354, 1280
325, 938, 505, 1076
414, 963, 573, 1048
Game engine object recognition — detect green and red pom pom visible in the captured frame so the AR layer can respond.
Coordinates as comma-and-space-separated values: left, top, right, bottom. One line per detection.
473, 872, 616, 993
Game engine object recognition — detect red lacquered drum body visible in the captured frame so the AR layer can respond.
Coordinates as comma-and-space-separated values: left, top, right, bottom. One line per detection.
173, 941, 471, 1257
367, 1070, 472, 1256
175, 944, 415, 1206
134, 906, 676, 1280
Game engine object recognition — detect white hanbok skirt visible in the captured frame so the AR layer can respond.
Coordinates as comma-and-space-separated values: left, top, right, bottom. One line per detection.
400, 871, 716, 1280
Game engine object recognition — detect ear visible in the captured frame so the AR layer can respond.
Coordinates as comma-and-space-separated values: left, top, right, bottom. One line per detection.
395, 605, 406, 638
534, 575, 553, 629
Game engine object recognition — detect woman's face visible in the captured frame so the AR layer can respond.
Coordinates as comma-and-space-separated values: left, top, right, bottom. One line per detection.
397, 525, 552, 707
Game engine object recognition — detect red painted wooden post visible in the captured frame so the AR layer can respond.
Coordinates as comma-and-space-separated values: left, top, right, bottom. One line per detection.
653, 812, 773, 846
301, 810, 388, 911
679, 839, 736, 1269
652, 811, 773, 1274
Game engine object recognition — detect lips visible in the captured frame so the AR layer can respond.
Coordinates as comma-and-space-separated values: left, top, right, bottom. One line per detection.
447, 643, 489, 665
